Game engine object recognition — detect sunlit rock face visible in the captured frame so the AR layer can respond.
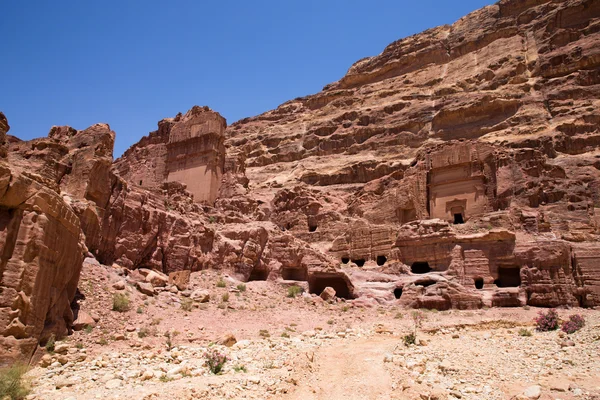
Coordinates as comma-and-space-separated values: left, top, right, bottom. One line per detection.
2, 0, 600, 366
115, 105, 226, 204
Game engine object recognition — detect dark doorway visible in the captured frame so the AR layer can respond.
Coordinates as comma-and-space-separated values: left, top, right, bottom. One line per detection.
494, 267, 521, 287
415, 279, 436, 287
376, 255, 387, 266
282, 268, 308, 281
248, 268, 269, 281
411, 261, 432, 274
454, 213, 465, 224
308, 275, 353, 299
393, 287, 403, 299
308, 223, 317, 232
474, 277, 484, 289
352, 259, 366, 267
341, 257, 349, 264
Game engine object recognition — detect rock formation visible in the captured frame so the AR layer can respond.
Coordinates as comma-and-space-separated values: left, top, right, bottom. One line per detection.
1, 0, 600, 364
115, 106, 226, 204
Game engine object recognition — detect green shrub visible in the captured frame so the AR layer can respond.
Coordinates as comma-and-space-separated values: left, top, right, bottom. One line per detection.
287, 285, 304, 298
138, 327, 150, 338
84, 324, 93, 334
518, 328, 532, 337
0, 363, 30, 400
259, 329, 270, 338
216, 278, 226, 288
112, 293, 130, 312
403, 333, 416, 346
45, 334, 55, 353
233, 365, 247, 373
222, 293, 230, 302
180, 297, 194, 311
237, 283, 247, 292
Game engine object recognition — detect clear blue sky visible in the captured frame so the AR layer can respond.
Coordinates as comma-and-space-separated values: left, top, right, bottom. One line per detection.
1, 0, 494, 157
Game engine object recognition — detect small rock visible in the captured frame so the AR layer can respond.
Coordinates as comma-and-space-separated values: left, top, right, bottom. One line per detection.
217, 333, 237, 347
320, 287, 336, 301
190, 289, 210, 303
73, 311, 96, 331
146, 270, 168, 287
105, 379, 122, 389
40, 354, 53, 368
136, 281, 156, 296
112, 281, 126, 290
141, 370, 154, 381
54, 343, 69, 354
522, 385, 541, 399
383, 353, 393, 363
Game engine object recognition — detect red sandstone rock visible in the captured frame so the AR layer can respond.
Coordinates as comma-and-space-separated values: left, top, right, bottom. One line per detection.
2, 0, 600, 366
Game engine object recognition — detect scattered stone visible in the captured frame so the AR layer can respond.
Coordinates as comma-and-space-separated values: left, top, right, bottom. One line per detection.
320, 287, 336, 301
137, 281, 156, 296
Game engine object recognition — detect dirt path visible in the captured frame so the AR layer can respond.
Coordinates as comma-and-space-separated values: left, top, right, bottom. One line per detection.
286, 336, 398, 400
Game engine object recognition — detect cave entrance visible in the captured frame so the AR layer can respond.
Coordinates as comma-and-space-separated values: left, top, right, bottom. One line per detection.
281, 267, 308, 281
341, 257, 349, 264
454, 213, 465, 224
474, 277, 484, 289
411, 261, 431, 274
248, 268, 269, 281
308, 222, 317, 232
415, 279, 436, 287
308, 274, 353, 299
494, 267, 521, 287
352, 259, 365, 267
393, 287, 403, 299
376, 255, 387, 266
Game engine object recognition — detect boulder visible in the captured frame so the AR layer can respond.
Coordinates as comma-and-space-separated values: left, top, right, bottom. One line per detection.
320, 287, 336, 301
136, 281, 156, 296
190, 289, 210, 303
73, 311, 96, 331
169, 270, 191, 291
145, 270, 168, 287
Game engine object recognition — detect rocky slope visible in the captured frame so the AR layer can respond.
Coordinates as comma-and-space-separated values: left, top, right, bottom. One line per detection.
1, 0, 600, 365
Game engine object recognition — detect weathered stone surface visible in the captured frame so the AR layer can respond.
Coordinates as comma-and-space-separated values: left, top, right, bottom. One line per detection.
2, 0, 600, 367
115, 106, 226, 204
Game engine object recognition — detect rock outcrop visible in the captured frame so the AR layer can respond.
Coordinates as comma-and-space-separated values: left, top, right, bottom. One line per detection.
2, 0, 600, 365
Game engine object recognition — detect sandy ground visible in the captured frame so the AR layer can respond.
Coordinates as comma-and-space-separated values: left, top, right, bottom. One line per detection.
25, 261, 600, 400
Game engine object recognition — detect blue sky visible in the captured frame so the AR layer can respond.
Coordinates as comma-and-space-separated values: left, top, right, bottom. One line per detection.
1, 0, 494, 157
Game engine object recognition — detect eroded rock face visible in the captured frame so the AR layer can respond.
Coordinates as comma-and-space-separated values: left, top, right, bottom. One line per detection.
115, 106, 226, 204
222, 0, 600, 309
2, 0, 600, 366
1, 116, 85, 365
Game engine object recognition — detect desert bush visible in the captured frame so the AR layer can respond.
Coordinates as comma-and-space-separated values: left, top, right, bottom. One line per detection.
112, 293, 130, 312
518, 328, 532, 337
561, 314, 585, 334
259, 329, 270, 338
0, 363, 29, 400
222, 293, 230, 302
535, 309, 559, 332
287, 285, 304, 298
233, 365, 247, 373
181, 297, 194, 311
237, 283, 247, 292
403, 333, 416, 346
45, 334, 55, 353
205, 349, 228, 374
138, 327, 150, 338
216, 278, 226, 288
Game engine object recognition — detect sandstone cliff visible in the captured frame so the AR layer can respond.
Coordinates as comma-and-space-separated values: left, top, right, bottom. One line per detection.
1, 0, 600, 365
